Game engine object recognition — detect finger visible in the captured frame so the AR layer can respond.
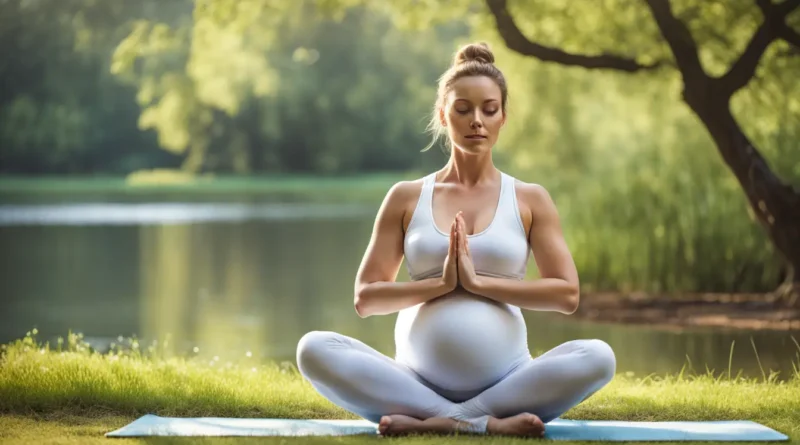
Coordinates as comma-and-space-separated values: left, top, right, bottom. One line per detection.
459, 219, 466, 250
451, 222, 457, 256
449, 222, 454, 256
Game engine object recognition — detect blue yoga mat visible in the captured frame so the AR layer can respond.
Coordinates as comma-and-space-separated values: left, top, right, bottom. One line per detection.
106, 414, 789, 441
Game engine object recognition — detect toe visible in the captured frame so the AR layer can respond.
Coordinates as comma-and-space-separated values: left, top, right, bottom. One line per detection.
378, 416, 392, 434
525, 414, 545, 437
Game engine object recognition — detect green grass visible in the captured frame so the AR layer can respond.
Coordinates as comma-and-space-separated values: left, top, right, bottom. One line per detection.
1, 331, 799, 444
0, 173, 412, 203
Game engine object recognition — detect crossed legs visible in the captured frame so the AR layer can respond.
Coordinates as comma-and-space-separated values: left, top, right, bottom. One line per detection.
296, 331, 616, 436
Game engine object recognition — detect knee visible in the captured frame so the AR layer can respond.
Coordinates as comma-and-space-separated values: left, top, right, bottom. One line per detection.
583, 339, 616, 384
296, 330, 338, 378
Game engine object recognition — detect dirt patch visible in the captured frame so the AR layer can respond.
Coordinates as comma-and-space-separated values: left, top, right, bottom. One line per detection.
573, 292, 800, 331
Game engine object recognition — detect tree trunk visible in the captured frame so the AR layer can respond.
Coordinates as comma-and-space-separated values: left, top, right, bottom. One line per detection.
681, 82, 800, 306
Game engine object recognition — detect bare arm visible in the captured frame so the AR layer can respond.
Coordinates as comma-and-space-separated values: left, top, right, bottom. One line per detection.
468, 184, 580, 314
353, 182, 455, 318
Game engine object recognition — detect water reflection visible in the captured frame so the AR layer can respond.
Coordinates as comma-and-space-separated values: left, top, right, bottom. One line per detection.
0, 202, 374, 225
0, 203, 798, 380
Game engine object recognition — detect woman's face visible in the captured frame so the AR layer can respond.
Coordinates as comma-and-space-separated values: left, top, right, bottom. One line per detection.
441, 75, 506, 155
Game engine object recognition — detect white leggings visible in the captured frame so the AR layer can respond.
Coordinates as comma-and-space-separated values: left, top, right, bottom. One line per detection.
296, 331, 616, 433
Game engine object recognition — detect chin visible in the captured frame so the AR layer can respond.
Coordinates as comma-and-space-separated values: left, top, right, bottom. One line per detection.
455, 139, 490, 154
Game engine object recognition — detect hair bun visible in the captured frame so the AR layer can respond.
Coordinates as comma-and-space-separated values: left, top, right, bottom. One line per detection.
453, 42, 495, 66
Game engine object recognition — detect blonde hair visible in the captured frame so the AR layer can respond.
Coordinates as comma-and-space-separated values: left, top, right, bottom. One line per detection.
422, 42, 509, 152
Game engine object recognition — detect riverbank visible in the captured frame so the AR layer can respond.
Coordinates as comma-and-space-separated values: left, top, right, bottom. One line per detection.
0, 334, 797, 444
0, 173, 410, 203
575, 292, 800, 331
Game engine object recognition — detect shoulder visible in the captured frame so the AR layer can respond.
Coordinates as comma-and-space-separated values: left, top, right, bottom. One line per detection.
511, 177, 560, 233
376, 176, 427, 219
384, 177, 425, 205
511, 177, 555, 209
377, 177, 427, 232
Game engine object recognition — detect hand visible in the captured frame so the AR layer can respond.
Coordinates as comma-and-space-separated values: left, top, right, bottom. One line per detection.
441, 218, 459, 292
456, 212, 480, 293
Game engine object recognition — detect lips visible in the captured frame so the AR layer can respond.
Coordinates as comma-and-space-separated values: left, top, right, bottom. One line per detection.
465, 135, 486, 139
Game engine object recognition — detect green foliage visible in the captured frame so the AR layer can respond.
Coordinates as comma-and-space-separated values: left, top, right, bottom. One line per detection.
464, 1, 799, 291
105, 1, 463, 173
0, 0, 173, 173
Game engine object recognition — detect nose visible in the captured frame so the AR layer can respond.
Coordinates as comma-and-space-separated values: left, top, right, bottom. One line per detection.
470, 112, 483, 129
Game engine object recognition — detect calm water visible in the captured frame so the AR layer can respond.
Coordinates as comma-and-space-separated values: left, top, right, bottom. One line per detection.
1, 202, 798, 379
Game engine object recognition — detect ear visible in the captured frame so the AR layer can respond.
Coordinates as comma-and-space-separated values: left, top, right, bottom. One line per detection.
439, 107, 446, 127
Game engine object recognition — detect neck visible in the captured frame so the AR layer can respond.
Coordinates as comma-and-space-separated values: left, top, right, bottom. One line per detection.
440, 146, 497, 186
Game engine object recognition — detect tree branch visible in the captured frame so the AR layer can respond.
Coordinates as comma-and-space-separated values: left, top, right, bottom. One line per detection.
642, 0, 705, 80
484, 0, 662, 72
777, 23, 800, 49
720, 0, 800, 97
719, 21, 775, 96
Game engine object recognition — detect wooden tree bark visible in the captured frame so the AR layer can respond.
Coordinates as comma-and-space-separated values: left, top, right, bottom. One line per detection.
486, 0, 800, 305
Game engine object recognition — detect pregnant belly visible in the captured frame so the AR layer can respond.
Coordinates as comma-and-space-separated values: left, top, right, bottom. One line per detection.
394, 290, 529, 392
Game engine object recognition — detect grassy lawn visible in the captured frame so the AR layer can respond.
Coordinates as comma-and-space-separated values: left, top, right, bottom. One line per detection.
1, 332, 798, 444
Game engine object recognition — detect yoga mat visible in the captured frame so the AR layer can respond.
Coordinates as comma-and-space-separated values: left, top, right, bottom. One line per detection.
106, 414, 789, 441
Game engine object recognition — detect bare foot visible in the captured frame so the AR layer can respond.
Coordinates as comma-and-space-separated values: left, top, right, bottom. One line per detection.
487, 413, 546, 437
378, 414, 462, 436
378, 414, 422, 436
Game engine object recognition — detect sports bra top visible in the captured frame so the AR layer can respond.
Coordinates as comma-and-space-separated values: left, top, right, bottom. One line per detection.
403, 171, 531, 281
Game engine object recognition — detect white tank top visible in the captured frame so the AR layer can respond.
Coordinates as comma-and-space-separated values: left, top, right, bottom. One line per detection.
403, 170, 530, 281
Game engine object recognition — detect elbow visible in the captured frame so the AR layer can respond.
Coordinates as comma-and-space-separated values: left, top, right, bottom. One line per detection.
353, 288, 370, 318
354, 298, 368, 318
561, 287, 580, 315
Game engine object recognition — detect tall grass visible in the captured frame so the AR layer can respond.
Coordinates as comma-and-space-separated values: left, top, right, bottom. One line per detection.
0, 330, 333, 419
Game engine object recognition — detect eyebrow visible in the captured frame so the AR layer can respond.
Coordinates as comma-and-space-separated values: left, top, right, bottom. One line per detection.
454, 99, 499, 104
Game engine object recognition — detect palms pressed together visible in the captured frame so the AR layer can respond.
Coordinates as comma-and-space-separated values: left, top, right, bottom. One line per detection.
443, 211, 480, 293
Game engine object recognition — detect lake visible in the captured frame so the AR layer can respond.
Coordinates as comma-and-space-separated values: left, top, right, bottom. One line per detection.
1, 201, 798, 380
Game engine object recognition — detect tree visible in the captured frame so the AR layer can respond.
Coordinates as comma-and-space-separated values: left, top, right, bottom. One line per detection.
110, 0, 460, 174
0, 0, 176, 173
478, 0, 799, 304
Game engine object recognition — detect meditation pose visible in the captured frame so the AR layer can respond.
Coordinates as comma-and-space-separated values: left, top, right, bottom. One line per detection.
296, 42, 616, 437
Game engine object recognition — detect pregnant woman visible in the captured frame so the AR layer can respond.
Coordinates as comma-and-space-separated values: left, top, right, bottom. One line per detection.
296, 42, 616, 437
